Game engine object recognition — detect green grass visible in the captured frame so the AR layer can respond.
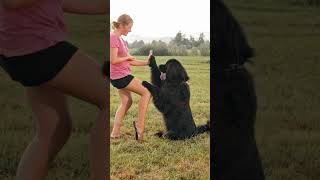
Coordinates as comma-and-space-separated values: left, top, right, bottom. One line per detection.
225, 0, 320, 179
110, 56, 210, 180
0, 14, 107, 179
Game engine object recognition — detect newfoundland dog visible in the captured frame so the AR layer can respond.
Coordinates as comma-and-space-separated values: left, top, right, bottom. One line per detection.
212, 0, 265, 179
142, 56, 209, 140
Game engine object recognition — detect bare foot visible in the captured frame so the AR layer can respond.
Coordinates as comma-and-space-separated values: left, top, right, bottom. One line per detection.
110, 133, 121, 139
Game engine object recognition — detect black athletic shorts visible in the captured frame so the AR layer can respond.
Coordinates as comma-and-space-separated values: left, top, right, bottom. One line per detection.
0, 41, 78, 87
110, 75, 134, 89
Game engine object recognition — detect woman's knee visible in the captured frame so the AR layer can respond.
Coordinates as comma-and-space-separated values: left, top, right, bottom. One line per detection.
142, 89, 151, 98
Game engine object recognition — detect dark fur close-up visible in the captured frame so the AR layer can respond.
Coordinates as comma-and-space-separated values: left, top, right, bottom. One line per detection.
212, 0, 265, 179
142, 56, 209, 140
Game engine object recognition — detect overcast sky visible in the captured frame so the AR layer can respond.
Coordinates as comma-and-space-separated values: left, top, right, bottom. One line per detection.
110, 0, 210, 40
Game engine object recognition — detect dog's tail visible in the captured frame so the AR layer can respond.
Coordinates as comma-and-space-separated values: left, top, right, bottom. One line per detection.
193, 121, 210, 136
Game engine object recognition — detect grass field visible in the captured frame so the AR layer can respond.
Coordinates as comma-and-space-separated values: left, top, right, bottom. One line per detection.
0, 14, 107, 179
225, 0, 320, 179
110, 56, 210, 179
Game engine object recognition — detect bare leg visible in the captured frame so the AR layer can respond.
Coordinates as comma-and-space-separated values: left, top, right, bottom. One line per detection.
111, 89, 132, 138
44, 50, 108, 180
124, 77, 151, 139
16, 85, 72, 180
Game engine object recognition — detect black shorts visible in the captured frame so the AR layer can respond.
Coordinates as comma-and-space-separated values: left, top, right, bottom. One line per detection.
0, 41, 78, 87
111, 75, 134, 89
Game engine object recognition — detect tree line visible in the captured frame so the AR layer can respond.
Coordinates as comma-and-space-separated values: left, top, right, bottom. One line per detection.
128, 32, 210, 56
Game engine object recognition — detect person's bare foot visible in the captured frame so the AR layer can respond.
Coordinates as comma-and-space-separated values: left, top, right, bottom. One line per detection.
111, 127, 121, 139
110, 132, 121, 139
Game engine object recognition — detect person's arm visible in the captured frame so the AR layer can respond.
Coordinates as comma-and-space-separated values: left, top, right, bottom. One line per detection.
62, 0, 109, 15
110, 48, 133, 65
1, 0, 38, 9
129, 54, 152, 66
129, 59, 149, 66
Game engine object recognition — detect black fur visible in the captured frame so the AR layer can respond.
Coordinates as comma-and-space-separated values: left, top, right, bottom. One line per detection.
213, 0, 254, 69
142, 56, 209, 140
211, 0, 265, 180
212, 0, 265, 179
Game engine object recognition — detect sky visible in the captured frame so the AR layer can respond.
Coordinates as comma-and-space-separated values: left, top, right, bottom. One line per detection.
110, 0, 210, 42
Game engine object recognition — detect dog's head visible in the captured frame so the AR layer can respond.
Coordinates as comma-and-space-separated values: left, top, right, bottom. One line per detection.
213, 0, 254, 68
159, 59, 189, 83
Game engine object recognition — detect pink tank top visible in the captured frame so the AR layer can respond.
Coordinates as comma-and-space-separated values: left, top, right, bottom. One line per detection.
0, 0, 67, 57
110, 32, 132, 80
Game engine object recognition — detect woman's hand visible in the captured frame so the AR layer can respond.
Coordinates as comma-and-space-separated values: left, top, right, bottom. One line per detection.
129, 59, 149, 66
127, 55, 136, 61
63, 0, 109, 14
110, 48, 132, 64
146, 57, 151, 65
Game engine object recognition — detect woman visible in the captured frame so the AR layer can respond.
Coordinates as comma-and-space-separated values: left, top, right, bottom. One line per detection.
0, 0, 108, 179
110, 14, 151, 141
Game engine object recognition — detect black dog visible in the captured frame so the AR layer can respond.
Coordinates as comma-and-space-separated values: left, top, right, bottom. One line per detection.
212, 0, 265, 179
142, 56, 209, 140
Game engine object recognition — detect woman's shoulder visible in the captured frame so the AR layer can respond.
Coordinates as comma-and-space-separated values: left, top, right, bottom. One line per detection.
110, 32, 119, 38
110, 32, 121, 41
110, 32, 121, 47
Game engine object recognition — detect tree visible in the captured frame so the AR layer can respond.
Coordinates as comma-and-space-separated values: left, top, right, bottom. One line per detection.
190, 35, 197, 47
132, 40, 169, 56
198, 33, 205, 45
173, 31, 184, 46
129, 31, 210, 56
199, 40, 210, 56
129, 40, 145, 48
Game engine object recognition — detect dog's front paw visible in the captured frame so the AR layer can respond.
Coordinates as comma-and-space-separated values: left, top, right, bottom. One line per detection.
148, 55, 156, 67
142, 81, 150, 88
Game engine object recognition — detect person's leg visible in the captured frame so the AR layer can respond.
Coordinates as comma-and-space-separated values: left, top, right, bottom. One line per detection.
124, 77, 151, 139
16, 85, 72, 180
45, 49, 108, 180
111, 89, 132, 138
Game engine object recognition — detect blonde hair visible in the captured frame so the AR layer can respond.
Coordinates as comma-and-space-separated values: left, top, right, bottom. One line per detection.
112, 14, 133, 30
